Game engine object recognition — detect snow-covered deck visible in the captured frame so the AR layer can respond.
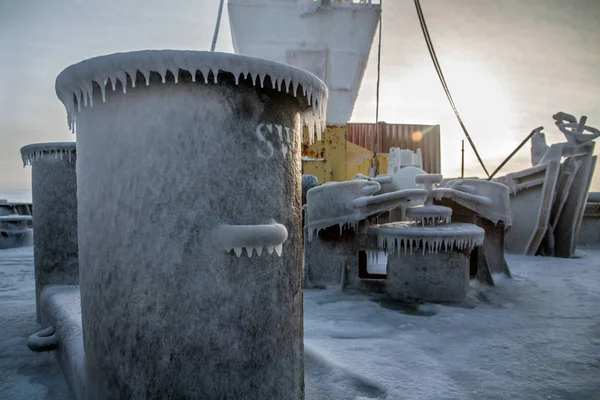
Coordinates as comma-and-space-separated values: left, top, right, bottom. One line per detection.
2, 246, 600, 399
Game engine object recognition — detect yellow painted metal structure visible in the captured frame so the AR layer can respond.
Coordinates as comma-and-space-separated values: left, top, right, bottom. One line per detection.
301, 125, 389, 183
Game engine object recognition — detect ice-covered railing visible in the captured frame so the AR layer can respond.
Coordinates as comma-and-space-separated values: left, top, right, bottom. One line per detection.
351, 173, 393, 185
55, 50, 328, 143
305, 179, 427, 240
20, 142, 76, 166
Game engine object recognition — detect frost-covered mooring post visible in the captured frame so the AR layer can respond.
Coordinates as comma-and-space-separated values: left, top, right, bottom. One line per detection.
370, 174, 485, 303
55, 51, 326, 399
20, 142, 78, 323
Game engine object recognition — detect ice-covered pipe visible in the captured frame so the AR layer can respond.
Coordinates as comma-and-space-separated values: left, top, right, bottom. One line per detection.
20, 142, 78, 324
55, 50, 327, 400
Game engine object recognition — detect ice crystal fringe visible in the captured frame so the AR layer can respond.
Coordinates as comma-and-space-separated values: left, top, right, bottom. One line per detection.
55, 50, 328, 144
21, 143, 76, 167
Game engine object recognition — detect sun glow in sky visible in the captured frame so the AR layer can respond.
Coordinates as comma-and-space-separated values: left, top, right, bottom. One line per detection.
1, 0, 599, 197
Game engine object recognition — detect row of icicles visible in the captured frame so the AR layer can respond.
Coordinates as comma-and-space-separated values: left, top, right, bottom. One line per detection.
226, 244, 283, 258
376, 235, 484, 255
409, 215, 452, 226
58, 63, 326, 143
22, 149, 75, 167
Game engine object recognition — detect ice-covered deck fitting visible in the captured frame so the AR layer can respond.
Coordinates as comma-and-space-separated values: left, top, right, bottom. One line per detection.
55, 50, 328, 143
404, 174, 452, 225
20, 142, 76, 166
305, 179, 427, 239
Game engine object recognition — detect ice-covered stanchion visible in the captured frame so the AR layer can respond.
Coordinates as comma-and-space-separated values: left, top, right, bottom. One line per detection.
405, 174, 452, 225
55, 50, 327, 399
369, 174, 485, 303
20, 142, 78, 323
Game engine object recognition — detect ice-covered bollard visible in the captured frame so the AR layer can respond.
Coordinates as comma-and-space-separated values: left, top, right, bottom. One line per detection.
20, 142, 78, 323
370, 174, 485, 303
55, 50, 327, 399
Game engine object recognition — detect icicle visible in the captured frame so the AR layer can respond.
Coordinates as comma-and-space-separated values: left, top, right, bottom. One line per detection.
233, 247, 243, 257
213, 70, 218, 84
246, 247, 253, 258
316, 118, 323, 141
140, 69, 151, 86
293, 81, 299, 97
201, 68, 210, 84
115, 70, 128, 93
256, 247, 263, 256
275, 244, 283, 256
307, 114, 315, 145
259, 73, 266, 88
109, 75, 118, 91
125, 69, 137, 88
266, 246, 274, 255
99, 79, 107, 103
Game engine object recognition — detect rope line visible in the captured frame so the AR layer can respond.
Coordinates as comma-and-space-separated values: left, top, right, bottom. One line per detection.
414, 0, 490, 177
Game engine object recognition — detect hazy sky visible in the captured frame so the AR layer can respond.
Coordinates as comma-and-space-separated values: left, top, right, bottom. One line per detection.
1, 0, 599, 195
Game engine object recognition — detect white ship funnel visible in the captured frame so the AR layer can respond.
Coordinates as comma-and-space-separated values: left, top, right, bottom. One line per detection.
228, 0, 381, 125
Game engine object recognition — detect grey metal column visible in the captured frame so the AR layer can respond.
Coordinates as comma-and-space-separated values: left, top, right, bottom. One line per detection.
55, 51, 327, 400
20, 142, 78, 323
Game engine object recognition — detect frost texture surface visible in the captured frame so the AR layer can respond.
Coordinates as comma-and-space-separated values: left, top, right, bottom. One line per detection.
55, 50, 328, 143
20, 142, 76, 166
4, 247, 600, 399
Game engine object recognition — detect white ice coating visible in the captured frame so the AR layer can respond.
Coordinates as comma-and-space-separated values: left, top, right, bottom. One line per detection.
54, 50, 328, 143
405, 205, 452, 226
432, 188, 493, 207
495, 163, 548, 195
305, 180, 427, 241
214, 222, 288, 258
351, 173, 393, 185
20, 142, 76, 167
370, 222, 485, 255
414, 174, 443, 185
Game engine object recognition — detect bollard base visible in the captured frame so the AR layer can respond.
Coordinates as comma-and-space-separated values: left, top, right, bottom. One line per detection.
386, 249, 470, 304
39, 285, 85, 400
